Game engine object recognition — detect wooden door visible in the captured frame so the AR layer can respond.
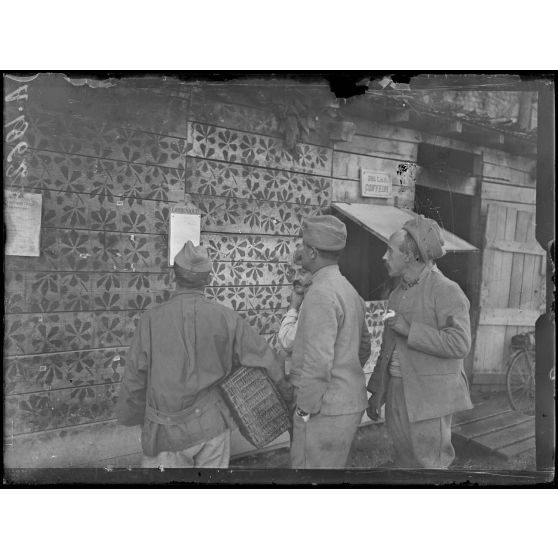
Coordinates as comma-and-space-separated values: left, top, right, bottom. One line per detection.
472, 203, 546, 388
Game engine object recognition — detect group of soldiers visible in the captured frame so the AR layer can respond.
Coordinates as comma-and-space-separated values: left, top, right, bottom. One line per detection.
116, 213, 473, 469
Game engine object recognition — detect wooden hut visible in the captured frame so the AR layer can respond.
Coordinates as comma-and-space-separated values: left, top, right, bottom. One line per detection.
3, 74, 542, 467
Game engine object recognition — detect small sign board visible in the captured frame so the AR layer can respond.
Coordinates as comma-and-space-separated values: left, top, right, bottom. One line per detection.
4, 189, 42, 256
360, 169, 392, 198
168, 205, 201, 265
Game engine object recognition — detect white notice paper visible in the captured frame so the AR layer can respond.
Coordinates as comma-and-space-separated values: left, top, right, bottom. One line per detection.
168, 206, 201, 265
4, 189, 42, 256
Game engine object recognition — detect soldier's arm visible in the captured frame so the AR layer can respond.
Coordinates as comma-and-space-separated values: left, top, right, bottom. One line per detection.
291, 290, 338, 414
115, 317, 149, 426
407, 283, 471, 359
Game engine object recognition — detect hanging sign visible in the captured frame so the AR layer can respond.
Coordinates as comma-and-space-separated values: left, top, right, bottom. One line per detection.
4, 189, 42, 256
361, 169, 392, 198
168, 205, 201, 265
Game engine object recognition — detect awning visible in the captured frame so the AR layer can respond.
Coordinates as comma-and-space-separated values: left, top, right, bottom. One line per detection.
332, 203, 478, 252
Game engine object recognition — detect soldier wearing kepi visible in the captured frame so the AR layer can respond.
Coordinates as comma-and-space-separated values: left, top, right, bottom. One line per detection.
115, 240, 287, 468
367, 215, 473, 468
289, 215, 372, 468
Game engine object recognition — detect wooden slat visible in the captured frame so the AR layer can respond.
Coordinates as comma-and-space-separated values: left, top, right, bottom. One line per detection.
5, 306, 285, 357
453, 411, 530, 439
477, 204, 508, 372
201, 233, 299, 262
193, 194, 323, 236
332, 151, 410, 181
481, 182, 536, 204
453, 400, 511, 427
190, 95, 279, 137
188, 157, 331, 207
487, 238, 545, 256
26, 110, 188, 169
472, 418, 535, 450
5, 382, 120, 435
332, 178, 393, 205
495, 206, 518, 308
7, 149, 186, 203
333, 133, 418, 160
519, 211, 538, 310
498, 436, 536, 458
5, 271, 293, 314
26, 85, 190, 138
189, 122, 332, 177
4, 347, 128, 395
415, 167, 477, 196
481, 148, 537, 173
478, 308, 540, 326
483, 162, 535, 188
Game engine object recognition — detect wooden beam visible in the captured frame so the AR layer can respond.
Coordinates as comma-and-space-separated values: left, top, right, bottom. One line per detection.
481, 182, 536, 205
478, 307, 540, 326
486, 238, 545, 256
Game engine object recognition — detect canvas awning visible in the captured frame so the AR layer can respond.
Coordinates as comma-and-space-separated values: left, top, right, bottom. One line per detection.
332, 203, 478, 252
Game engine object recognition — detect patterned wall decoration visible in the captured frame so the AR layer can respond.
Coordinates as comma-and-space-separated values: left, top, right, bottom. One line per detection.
189, 122, 332, 177
363, 300, 389, 375
3, 76, 342, 455
13, 150, 186, 203
189, 158, 331, 206
190, 95, 279, 136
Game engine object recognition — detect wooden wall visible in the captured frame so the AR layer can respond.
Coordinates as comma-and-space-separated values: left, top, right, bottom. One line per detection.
4, 75, 542, 466
472, 149, 543, 389
4, 76, 407, 466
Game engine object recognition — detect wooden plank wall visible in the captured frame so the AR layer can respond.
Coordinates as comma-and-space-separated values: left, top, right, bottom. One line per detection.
5, 77, 415, 466
472, 147, 543, 390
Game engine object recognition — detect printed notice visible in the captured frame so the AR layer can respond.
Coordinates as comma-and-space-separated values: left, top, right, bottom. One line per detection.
361, 169, 392, 198
168, 205, 201, 265
4, 189, 42, 256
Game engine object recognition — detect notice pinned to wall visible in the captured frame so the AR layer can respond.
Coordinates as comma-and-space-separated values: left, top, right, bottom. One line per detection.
168, 205, 201, 265
4, 189, 42, 256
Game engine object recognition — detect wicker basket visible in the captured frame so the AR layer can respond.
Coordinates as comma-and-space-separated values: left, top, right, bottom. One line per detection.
219, 366, 292, 448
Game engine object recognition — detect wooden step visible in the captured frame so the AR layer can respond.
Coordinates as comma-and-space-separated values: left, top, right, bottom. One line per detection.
499, 437, 537, 458
471, 418, 535, 450
453, 399, 511, 427
453, 410, 530, 439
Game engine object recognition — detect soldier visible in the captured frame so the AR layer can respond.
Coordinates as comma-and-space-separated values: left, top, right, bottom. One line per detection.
367, 216, 473, 468
116, 241, 288, 468
289, 215, 371, 468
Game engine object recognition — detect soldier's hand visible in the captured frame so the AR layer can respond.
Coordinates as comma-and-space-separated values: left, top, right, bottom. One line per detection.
289, 288, 305, 311
366, 393, 382, 421
386, 313, 410, 337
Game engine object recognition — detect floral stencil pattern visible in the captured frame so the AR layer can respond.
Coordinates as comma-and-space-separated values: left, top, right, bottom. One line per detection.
189, 159, 331, 206
363, 300, 389, 375
26, 111, 189, 170
190, 98, 279, 136
189, 123, 332, 176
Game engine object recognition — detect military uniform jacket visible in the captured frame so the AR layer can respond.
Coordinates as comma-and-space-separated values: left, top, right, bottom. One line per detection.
290, 265, 371, 415
368, 266, 473, 422
115, 287, 282, 456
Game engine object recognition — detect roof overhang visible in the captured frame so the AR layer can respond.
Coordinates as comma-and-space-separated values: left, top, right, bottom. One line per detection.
332, 203, 478, 252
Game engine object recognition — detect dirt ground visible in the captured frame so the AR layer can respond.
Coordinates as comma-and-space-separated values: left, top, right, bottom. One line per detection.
231, 391, 537, 471
231, 421, 536, 470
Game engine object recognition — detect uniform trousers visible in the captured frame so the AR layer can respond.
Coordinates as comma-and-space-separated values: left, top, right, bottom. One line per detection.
386, 376, 454, 468
141, 429, 231, 468
290, 411, 363, 469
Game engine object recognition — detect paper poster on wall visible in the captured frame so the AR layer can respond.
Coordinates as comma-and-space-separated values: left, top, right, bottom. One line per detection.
168, 206, 201, 265
361, 169, 392, 198
4, 189, 42, 256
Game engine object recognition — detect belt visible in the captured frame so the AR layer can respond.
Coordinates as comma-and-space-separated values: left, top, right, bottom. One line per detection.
145, 389, 216, 426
